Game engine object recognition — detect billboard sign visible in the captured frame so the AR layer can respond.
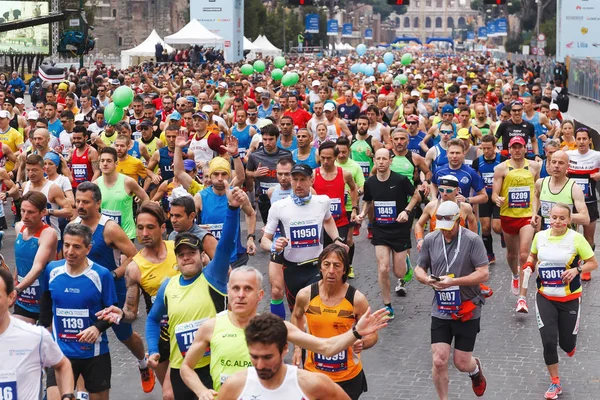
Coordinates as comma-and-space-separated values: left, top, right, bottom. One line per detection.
327, 19, 338, 36
305, 14, 319, 33
557, 0, 600, 61
342, 23, 352, 38
0, 1, 50, 55
365, 28, 373, 40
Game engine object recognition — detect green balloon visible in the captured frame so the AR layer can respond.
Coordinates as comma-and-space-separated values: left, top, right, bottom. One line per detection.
253, 60, 266, 73
241, 64, 254, 76
290, 72, 299, 85
274, 56, 286, 69
271, 68, 284, 81
105, 103, 124, 125
398, 74, 408, 85
401, 53, 413, 66
112, 86, 134, 108
282, 73, 294, 87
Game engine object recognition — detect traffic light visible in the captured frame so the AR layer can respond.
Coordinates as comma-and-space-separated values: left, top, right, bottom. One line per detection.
483, 0, 506, 4
288, 0, 315, 5
387, 0, 410, 4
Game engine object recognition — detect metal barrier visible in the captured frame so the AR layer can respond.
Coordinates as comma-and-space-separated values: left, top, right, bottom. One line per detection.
491, 51, 556, 84
567, 58, 600, 104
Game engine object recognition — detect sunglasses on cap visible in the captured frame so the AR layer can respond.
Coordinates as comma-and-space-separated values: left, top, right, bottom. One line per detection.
435, 214, 459, 221
576, 127, 589, 132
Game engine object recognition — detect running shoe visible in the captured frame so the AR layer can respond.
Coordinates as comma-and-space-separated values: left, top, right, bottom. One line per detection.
544, 383, 562, 399
511, 276, 519, 296
581, 271, 591, 281
395, 279, 407, 297
404, 255, 413, 282
470, 358, 487, 397
516, 298, 528, 313
139, 366, 156, 393
384, 305, 395, 320
487, 254, 495, 265
348, 265, 355, 279
367, 227, 373, 239
353, 225, 360, 236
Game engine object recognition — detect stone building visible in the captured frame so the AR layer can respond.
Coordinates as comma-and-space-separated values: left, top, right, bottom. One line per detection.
91, 0, 188, 54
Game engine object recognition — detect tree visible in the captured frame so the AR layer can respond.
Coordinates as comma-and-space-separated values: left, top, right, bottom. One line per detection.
539, 15, 556, 56
244, 0, 268, 40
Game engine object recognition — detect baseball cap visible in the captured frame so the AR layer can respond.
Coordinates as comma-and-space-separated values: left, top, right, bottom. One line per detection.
509, 136, 526, 147
137, 119, 153, 130
511, 100, 524, 107
27, 110, 40, 120
261, 91, 271, 98
456, 77, 465, 83
183, 159, 196, 171
208, 156, 231, 175
415, 74, 422, 80
291, 163, 312, 176
434, 201, 461, 231
74, 114, 85, 123
169, 111, 182, 121
58, 82, 69, 90
218, 82, 228, 89
272, 103, 281, 110
457, 128, 470, 140
0, 110, 9, 119
441, 104, 454, 115
174, 232, 202, 254
201, 105, 214, 113
312, 80, 321, 87
438, 175, 459, 188
15, 98, 24, 105
192, 112, 209, 121
549, 103, 559, 111
460, 84, 469, 90
324, 102, 336, 112
422, 88, 431, 94
410, 90, 420, 97
110, 79, 120, 85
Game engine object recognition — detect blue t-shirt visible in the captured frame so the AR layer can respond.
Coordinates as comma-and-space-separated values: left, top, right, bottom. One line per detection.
48, 119, 64, 138
433, 164, 485, 197
44, 260, 117, 359
408, 131, 433, 157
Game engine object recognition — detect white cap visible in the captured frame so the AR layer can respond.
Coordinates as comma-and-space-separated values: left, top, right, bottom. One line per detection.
0, 110, 9, 119
312, 80, 321, 87
415, 74, 422, 80
460, 84, 469, 89
451, 65, 458, 71
324, 102, 336, 112
549, 103, 559, 111
218, 82, 228, 89
15, 98, 24, 105
434, 201, 461, 231
255, 87, 264, 94
27, 110, 40, 120
201, 104, 214, 113
74, 113, 85, 122
365, 76, 375, 83
410, 90, 420, 97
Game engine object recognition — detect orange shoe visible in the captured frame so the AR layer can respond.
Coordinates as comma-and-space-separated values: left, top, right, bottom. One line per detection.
581, 271, 592, 281
140, 366, 155, 393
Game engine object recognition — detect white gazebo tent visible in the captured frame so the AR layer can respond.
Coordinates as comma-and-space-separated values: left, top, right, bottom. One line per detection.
250, 35, 282, 57
164, 19, 224, 46
120, 30, 174, 68
244, 37, 259, 52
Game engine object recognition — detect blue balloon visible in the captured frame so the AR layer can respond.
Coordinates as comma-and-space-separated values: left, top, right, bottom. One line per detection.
356, 43, 367, 56
383, 52, 394, 66
351, 63, 360, 74
359, 63, 368, 74
364, 65, 374, 77
377, 63, 388, 73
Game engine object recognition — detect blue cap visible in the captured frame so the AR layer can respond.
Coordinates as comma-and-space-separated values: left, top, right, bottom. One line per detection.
442, 104, 454, 115
183, 159, 196, 171
456, 77, 465, 83
185, 96, 196, 106
44, 151, 61, 167
170, 111, 181, 121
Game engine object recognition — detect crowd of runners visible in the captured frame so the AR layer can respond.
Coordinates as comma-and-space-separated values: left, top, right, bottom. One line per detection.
0, 49, 598, 400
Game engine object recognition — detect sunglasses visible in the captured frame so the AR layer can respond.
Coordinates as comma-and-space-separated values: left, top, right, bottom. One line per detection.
511, 108, 523, 112
440, 130, 454, 135
406, 121, 418, 125
457, 102, 466, 105
438, 188, 456, 194
247, 112, 257, 116
436, 214, 459, 221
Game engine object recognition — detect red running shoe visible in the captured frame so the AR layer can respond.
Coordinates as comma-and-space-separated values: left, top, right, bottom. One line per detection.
353, 225, 360, 236
367, 227, 373, 239
470, 358, 487, 397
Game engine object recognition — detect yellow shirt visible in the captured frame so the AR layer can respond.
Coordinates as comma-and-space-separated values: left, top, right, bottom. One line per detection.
117, 155, 147, 180
100, 130, 118, 147
188, 180, 203, 196
0, 127, 23, 171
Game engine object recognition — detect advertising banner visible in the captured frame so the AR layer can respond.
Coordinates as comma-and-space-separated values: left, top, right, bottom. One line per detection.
557, 0, 600, 61
478, 27, 487, 39
305, 14, 319, 33
365, 28, 373, 40
327, 19, 339, 36
342, 23, 353, 38
496, 17, 508, 36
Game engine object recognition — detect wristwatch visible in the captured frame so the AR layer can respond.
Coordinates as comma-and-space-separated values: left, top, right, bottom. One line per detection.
247, 234, 256, 240
334, 237, 344, 244
352, 325, 363, 340
576, 266, 583, 274
111, 270, 118, 280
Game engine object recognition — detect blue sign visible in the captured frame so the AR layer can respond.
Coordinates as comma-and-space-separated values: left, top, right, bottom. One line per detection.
342, 23, 353, 38
305, 14, 319, 34
327, 19, 339, 36
365, 28, 373, 40
486, 21, 496, 37
496, 17, 507, 37
467, 31, 475, 41
478, 27, 487, 39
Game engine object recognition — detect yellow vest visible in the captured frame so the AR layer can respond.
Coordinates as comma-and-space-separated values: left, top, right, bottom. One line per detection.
500, 159, 534, 218
133, 240, 178, 299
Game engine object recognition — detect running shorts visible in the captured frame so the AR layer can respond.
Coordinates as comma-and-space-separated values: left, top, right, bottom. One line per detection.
70, 352, 112, 393
500, 215, 531, 235
282, 257, 320, 311
431, 317, 481, 352
479, 197, 500, 219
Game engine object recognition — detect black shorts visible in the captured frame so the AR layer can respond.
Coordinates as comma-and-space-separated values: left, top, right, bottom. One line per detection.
231, 252, 250, 269
70, 352, 112, 393
431, 317, 480, 352
270, 251, 284, 264
337, 370, 368, 400
170, 365, 212, 399
13, 303, 39, 321
371, 234, 411, 253
345, 211, 356, 228
323, 224, 350, 247
0, 215, 6, 230
282, 258, 321, 311
159, 333, 170, 364
587, 201, 599, 223
479, 196, 500, 219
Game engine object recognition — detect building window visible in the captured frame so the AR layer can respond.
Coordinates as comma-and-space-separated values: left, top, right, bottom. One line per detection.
447, 17, 454, 28
414, 17, 419, 28
426, 0, 432, 6
435, 17, 442, 28
458, 17, 466, 27
404, 16, 410, 28
425, 17, 431, 28
436, 0, 442, 7
396, 17, 400, 27
112, 9, 116, 18
118, 36, 122, 46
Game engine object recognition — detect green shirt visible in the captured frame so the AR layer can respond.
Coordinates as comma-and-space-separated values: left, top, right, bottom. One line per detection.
350, 137, 374, 179
336, 158, 365, 211
391, 153, 416, 184
96, 173, 135, 239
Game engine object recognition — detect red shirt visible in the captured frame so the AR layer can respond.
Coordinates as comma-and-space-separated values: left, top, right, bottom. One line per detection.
312, 167, 348, 227
284, 108, 312, 129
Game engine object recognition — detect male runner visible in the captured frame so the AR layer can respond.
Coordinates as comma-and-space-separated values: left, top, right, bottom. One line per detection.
232, 108, 256, 160
324, 102, 351, 139
292, 128, 319, 169
69, 126, 100, 189
522, 96, 555, 157
495, 101, 541, 161
425, 121, 455, 173
366, 105, 390, 146
277, 116, 298, 151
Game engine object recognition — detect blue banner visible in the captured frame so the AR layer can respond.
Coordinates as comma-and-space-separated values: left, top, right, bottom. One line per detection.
496, 17, 507, 37
327, 19, 339, 36
478, 27, 487, 39
305, 14, 319, 34
342, 23, 353, 38
365, 28, 373, 40
467, 31, 475, 41
486, 21, 496, 37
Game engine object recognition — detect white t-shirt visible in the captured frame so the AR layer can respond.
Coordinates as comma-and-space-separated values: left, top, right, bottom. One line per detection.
0, 317, 64, 400
264, 195, 331, 263
58, 130, 73, 158
49, 174, 73, 193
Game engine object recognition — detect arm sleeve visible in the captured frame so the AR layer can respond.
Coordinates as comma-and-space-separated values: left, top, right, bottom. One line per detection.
146, 279, 169, 355
203, 206, 241, 294
39, 290, 54, 328
246, 154, 257, 171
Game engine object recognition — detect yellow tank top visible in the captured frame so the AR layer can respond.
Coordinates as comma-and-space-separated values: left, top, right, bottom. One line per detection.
165, 273, 222, 368
134, 240, 178, 299
304, 283, 362, 382
500, 159, 534, 218
144, 137, 160, 156
209, 311, 252, 390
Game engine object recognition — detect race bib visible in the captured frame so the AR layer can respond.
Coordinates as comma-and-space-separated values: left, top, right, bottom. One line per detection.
507, 186, 530, 208
175, 319, 210, 357
482, 172, 494, 189
330, 198, 342, 218
259, 182, 277, 195
207, 223, 223, 240
72, 164, 88, 181
538, 263, 566, 287
16, 276, 40, 306
464, 159, 473, 167
102, 210, 122, 226
0, 371, 17, 400
55, 308, 90, 342
357, 161, 370, 178
132, 131, 142, 141
314, 350, 348, 373
290, 224, 319, 248
239, 147, 247, 160
573, 178, 590, 197
435, 286, 462, 314
374, 201, 396, 224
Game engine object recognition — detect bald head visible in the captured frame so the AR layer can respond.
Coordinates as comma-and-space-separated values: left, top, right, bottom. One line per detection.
549, 150, 569, 176
374, 148, 390, 160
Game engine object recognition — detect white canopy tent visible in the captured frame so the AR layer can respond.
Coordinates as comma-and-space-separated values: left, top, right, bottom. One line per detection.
250, 35, 282, 57
164, 19, 224, 46
244, 37, 259, 52
120, 30, 174, 68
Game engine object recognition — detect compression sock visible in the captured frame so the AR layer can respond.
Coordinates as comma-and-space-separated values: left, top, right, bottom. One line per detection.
482, 234, 493, 255
348, 243, 355, 264
270, 299, 286, 320
500, 232, 506, 248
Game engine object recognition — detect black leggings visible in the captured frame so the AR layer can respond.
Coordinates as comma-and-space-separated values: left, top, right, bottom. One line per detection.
536, 292, 580, 365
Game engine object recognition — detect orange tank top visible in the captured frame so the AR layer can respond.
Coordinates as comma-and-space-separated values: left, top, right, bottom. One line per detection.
304, 283, 362, 382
